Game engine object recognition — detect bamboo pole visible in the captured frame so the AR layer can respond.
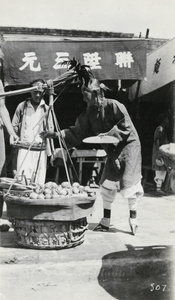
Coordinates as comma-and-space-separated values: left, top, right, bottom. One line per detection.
0, 86, 38, 97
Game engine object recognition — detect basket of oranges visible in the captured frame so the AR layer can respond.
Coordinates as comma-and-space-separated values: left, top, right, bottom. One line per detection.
4, 181, 96, 249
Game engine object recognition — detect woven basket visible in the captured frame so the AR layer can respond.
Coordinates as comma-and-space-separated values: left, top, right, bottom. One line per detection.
5, 194, 96, 221
12, 218, 88, 250
5, 194, 96, 249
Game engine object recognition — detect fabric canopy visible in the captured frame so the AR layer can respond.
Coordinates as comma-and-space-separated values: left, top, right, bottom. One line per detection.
2, 39, 147, 86
129, 37, 175, 99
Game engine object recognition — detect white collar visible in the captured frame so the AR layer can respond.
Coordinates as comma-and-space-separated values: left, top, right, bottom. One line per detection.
28, 98, 45, 108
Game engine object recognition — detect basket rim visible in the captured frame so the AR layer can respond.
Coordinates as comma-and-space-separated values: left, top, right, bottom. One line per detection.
5, 194, 96, 206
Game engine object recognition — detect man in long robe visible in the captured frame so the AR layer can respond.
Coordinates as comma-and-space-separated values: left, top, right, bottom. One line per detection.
41, 78, 144, 235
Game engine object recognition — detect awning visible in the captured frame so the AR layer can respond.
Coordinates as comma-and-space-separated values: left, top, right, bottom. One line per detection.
1, 39, 147, 86
129, 37, 175, 99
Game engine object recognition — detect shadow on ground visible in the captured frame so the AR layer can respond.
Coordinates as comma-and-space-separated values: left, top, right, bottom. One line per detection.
98, 244, 174, 300
88, 222, 132, 234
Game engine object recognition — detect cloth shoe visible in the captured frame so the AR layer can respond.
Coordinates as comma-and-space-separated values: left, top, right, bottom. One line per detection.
129, 218, 138, 235
93, 223, 109, 232
154, 189, 166, 196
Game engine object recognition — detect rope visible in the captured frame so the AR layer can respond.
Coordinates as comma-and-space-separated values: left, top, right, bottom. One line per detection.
5, 126, 43, 196
32, 140, 45, 184
50, 82, 80, 182
47, 82, 71, 186
47, 81, 77, 189
51, 110, 79, 183
51, 107, 72, 189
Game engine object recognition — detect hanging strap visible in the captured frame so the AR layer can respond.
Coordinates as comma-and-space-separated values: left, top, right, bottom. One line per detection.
18, 100, 28, 135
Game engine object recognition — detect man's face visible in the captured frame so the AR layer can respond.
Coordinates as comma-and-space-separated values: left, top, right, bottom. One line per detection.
81, 85, 92, 104
81, 80, 99, 107
30, 82, 44, 105
81, 80, 102, 107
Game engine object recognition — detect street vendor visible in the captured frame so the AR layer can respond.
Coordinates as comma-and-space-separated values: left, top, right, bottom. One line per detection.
0, 79, 19, 231
40, 78, 144, 235
11, 79, 54, 185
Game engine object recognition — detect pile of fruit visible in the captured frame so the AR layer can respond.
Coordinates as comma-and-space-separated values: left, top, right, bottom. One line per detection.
29, 181, 95, 199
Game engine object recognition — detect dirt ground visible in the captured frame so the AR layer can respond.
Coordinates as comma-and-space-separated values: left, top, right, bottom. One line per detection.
0, 189, 175, 300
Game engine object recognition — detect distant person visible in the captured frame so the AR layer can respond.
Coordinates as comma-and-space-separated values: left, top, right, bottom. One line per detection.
0, 79, 18, 231
152, 114, 170, 195
40, 78, 144, 235
12, 79, 54, 185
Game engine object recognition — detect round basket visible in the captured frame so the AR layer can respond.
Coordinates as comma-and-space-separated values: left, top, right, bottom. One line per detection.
5, 194, 96, 221
5, 194, 96, 250
12, 218, 88, 250
159, 143, 175, 170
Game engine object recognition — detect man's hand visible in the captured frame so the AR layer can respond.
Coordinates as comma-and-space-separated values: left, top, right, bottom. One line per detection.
50, 148, 68, 166
10, 134, 19, 145
40, 131, 58, 139
98, 133, 107, 137
98, 133, 119, 146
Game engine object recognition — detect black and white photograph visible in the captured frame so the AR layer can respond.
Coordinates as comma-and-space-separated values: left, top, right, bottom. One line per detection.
0, 1, 175, 299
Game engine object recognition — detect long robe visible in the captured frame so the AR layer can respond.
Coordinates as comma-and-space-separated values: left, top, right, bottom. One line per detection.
12, 99, 54, 184
62, 98, 142, 190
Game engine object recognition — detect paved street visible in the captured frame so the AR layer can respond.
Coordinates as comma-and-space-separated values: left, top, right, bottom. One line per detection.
0, 189, 175, 300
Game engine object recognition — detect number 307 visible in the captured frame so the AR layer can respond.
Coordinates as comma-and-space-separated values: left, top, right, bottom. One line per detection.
150, 283, 167, 292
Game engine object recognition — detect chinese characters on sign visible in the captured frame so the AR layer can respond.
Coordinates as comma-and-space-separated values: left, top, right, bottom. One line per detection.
83, 52, 102, 69
3, 39, 147, 84
53, 52, 70, 69
19, 52, 41, 71
115, 51, 134, 68
153, 58, 161, 74
19, 51, 134, 72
